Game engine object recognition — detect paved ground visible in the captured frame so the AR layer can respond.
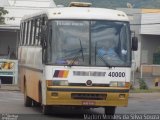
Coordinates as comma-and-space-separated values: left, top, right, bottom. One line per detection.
0, 73, 160, 120
0, 72, 160, 120
0, 91, 160, 120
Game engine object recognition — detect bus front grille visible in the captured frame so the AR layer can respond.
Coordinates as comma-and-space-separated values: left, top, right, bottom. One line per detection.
71, 93, 107, 100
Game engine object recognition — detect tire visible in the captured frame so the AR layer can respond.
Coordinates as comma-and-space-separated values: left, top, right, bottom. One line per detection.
24, 84, 32, 107
32, 100, 41, 107
104, 106, 116, 115
42, 105, 52, 115
39, 82, 42, 105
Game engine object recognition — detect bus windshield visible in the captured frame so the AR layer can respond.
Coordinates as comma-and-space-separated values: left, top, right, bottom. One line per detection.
47, 20, 131, 67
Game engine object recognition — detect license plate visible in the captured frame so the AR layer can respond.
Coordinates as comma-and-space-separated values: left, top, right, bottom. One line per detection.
82, 101, 95, 106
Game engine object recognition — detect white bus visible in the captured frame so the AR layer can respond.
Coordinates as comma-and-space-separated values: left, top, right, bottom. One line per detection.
18, 3, 138, 115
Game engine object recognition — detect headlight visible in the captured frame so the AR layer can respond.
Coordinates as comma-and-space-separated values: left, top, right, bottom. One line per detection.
118, 82, 126, 87
110, 81, 118, 87
47, 80, 68, 86
110, 81, 126, 87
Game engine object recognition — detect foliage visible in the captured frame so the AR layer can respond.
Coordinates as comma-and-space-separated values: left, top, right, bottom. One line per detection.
0, 7, 8, 24
138, 78, 148, 90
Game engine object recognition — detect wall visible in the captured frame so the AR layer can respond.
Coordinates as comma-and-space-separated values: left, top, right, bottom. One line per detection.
0, 31, 18, 58
141, 9, 160, 35
141, 35, 160, 64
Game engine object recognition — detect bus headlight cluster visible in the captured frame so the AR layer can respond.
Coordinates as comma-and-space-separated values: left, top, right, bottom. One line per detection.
110, 81, 126, 87
47, 80, 68, 86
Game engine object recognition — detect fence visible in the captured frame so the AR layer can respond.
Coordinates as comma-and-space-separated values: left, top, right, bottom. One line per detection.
140, 64, 160, 78
0, 59, 18, 84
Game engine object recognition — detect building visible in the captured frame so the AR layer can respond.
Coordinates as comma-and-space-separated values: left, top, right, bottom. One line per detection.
0, 0, 56, 84
117, 8, 160, 73
0, 0, 56, 58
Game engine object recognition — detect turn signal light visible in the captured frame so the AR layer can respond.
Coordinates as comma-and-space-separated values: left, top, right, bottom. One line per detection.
46, 80, 68, 86
119, 94, 125, 99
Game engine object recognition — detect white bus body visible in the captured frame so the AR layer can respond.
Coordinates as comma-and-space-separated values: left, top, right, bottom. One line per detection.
19, 7, 132, 115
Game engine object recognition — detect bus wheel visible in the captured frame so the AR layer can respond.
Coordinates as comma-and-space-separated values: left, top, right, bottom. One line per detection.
104, 106, 116, 115
32, 100, 41, 107
24, 86, 32, 107
42, 105, 52, 115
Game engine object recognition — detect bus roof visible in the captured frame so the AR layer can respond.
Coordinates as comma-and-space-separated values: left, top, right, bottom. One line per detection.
21, 7, 129, 21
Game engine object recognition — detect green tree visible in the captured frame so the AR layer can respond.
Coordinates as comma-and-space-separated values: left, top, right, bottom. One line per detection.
0, 7, 8, 24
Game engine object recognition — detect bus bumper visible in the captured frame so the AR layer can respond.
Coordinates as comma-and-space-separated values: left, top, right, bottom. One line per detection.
46, 86, 129, 107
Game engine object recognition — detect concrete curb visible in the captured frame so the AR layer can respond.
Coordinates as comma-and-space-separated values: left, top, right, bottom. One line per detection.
0, 84, 20, 91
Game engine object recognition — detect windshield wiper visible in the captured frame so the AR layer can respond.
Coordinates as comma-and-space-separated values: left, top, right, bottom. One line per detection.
68, 39, 84, 67
97, 55, 111, 68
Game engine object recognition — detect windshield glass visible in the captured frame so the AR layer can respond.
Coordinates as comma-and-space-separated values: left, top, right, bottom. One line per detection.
47, 20, 131, 67
91, 21, 131, 66
47, 20, 89, 66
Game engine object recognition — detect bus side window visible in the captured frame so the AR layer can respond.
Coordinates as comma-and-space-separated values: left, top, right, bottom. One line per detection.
22, 22, 25, 45
33, 19, 37, 45
30, 20, 34, 46
25, 21, 29, 45
42, 16, 47, 26
35, 19, 40, 45
24, 22, 28, 46
38, 18, 42, 45
27, 21, 32, 45
38, 16, 47, 46
19, 23, 23, 46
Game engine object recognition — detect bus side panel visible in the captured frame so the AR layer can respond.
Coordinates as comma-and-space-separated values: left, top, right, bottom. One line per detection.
26, 47, 43, 103
25, 68, 42, 102
19, 46, 43, 103
19, 65, 25, 93
18, 46, 26, 93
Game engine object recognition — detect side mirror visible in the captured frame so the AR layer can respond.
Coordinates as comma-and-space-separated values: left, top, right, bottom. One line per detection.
132, 37, 138, 51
